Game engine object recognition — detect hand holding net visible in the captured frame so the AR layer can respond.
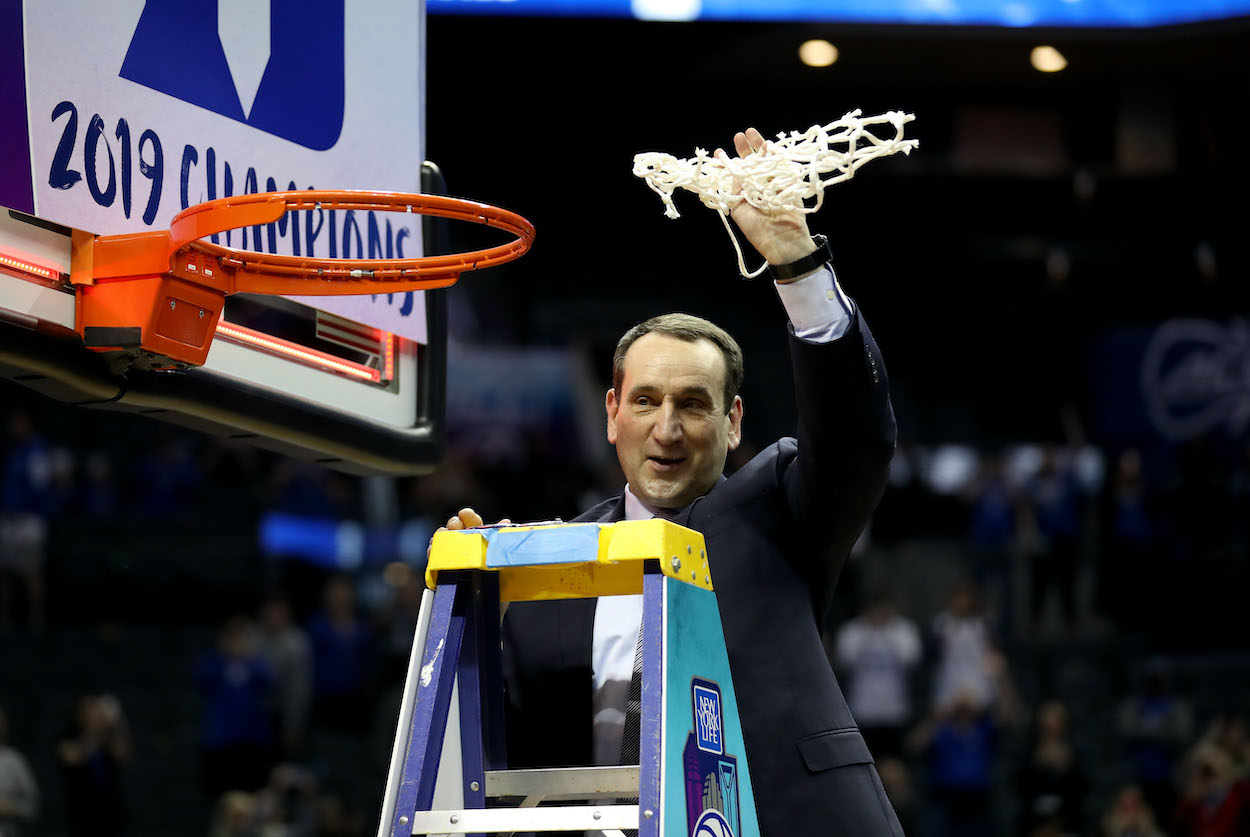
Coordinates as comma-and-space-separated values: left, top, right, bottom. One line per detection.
632, 110, 918, 278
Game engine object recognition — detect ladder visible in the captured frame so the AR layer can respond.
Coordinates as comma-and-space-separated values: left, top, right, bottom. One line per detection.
376, 518, 760, 837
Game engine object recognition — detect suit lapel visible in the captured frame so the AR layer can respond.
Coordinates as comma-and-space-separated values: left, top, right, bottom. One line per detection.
600, 496, 626, 523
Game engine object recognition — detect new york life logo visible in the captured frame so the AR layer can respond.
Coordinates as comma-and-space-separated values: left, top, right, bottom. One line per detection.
120, 0, 345, 150
692, 680, 724, 755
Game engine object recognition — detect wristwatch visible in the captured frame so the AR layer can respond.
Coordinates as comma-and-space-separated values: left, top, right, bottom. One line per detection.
767, 235, 832, 282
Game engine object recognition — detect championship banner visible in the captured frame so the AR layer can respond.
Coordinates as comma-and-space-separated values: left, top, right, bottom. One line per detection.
2, 0, 428, 342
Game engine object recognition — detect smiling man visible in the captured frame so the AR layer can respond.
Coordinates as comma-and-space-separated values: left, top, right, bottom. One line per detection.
453, 127, 902, 836
606, 316, 744, 512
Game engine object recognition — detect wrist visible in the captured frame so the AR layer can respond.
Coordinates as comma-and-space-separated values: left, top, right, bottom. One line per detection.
769, 235, 832, 283
765, 235, 820, 267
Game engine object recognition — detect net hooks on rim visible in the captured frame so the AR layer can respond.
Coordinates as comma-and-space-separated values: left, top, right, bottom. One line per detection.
632, 110, 918, 278
163, 189, 535, 295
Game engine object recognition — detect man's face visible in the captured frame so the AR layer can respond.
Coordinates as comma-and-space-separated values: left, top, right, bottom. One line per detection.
606, 333, 742, 510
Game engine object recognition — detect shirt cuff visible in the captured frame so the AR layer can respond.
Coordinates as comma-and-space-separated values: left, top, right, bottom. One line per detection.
773, 264, 855, 342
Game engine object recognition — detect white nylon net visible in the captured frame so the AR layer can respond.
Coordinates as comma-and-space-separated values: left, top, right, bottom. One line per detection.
632, 110, 919, 278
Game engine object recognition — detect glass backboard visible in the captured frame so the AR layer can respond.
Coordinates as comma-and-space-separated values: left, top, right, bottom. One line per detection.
0, 0, 446, 475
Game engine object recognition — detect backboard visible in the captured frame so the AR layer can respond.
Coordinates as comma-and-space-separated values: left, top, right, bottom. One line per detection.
0, 1, 448, 475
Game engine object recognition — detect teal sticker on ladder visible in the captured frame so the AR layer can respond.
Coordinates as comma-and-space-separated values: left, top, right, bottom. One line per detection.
662, 577, 759, 837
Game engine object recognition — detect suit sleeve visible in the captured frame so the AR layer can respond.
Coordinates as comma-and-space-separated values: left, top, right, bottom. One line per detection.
781, 308, 897, 610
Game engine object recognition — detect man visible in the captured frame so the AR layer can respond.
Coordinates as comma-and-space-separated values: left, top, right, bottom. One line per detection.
444, 128, 900, 836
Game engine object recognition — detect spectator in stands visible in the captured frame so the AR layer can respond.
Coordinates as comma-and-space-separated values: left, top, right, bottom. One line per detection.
1171, 740, 1250, 837
207, 790, 257, 837
1116, 658, 1193, 824
195, 615, 277, 799
1101, 785, 1165, 837
248, 764, 319, 837
834, 592, 922, 760
376, 570, 426, 689
78, 450, 119, 522
0, 705, 38, 837
1203, 715, 1250, 773
1020, 444, 1085, 632
307, 576, 375, 733
909, 654, 1016, 837
1016, 699, 1089, 837
0, 410, 53, 631
876, 756, 918, 837
254, 596, 313, 758
56, 693, 132, 837
1098, 449, 1159, 630
931, 580, 998, 713
965, 451, 1019, 630
133, 432, 203, 520
266, 462, 358, 621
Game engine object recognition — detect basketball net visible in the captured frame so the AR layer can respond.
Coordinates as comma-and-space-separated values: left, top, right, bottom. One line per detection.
633, 110, 918, 278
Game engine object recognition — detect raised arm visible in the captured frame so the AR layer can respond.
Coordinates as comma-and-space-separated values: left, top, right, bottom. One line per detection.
718, 127, 897, 603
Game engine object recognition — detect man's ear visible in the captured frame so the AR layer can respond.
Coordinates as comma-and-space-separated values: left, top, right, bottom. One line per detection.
605, 388, 619, 444
727, 395, 743, 452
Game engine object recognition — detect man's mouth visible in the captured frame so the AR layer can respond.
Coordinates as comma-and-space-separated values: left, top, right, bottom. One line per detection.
648, 455, 686, 471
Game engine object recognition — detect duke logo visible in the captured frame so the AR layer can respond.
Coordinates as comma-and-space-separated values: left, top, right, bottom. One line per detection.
120, 0, 346, 149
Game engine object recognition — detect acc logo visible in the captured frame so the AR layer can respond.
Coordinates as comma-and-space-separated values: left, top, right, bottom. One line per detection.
693, 809, 735, 837
692, 680, 723, 754
1141, 318, 1250, 442
119, 0, 345, 150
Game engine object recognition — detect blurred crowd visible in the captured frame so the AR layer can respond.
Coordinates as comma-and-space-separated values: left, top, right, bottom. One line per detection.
2, 392, 1250, 837
830, 583, 1250, 837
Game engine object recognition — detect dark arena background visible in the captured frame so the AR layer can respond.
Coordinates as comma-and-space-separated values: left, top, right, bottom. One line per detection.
3, 4, 1250, 836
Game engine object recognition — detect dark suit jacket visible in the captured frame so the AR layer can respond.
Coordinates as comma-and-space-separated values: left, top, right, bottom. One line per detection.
501, 312, 902, 837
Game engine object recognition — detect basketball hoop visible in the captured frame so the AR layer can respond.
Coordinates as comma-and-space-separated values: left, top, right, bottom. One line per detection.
71, 190, 534, 369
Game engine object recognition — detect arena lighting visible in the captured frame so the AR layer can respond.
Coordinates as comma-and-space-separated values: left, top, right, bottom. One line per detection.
215, 321, 383, 383
1031, 45, 1068, 72
799, 39, 839, 67
631, 0, 701, 21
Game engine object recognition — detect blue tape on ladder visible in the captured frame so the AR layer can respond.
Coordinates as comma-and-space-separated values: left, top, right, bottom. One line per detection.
484, 524, 601, 567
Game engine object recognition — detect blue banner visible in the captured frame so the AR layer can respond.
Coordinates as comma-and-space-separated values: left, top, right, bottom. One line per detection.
429, 0, 1250, 27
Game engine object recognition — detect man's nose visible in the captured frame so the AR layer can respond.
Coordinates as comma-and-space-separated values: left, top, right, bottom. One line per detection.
652, 400, 683, 443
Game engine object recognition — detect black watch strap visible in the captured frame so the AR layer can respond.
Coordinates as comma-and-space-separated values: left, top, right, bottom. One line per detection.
767, 234, 832, 282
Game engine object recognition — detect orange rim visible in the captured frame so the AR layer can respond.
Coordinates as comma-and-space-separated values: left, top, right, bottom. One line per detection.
165, 190, 534, 294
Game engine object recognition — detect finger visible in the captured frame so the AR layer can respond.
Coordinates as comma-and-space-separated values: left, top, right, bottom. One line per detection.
457, 508, 485, 528
715, 147, 743, 195
497, 518, 512, 526
745, 127, 766, 154
732, 131, 752, 158
446, 515, 464, 530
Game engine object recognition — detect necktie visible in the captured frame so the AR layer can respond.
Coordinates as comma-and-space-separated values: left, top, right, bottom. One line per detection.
619, 624, 644, 765
616, 619, 644, 837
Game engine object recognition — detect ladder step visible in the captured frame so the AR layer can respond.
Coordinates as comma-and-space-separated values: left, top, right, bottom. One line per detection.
407, 803, 640, 834
485, 766, 639, 800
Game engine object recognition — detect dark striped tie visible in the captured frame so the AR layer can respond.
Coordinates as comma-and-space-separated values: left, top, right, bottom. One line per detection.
616, 621, 644, 836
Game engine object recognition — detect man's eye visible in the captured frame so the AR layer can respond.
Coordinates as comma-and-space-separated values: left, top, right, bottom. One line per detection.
683, 400, 706, 410
635, 396, 652, 406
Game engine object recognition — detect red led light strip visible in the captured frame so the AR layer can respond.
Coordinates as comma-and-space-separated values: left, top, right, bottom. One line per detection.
0, 251, 61, 284
216, 322, 382, 383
